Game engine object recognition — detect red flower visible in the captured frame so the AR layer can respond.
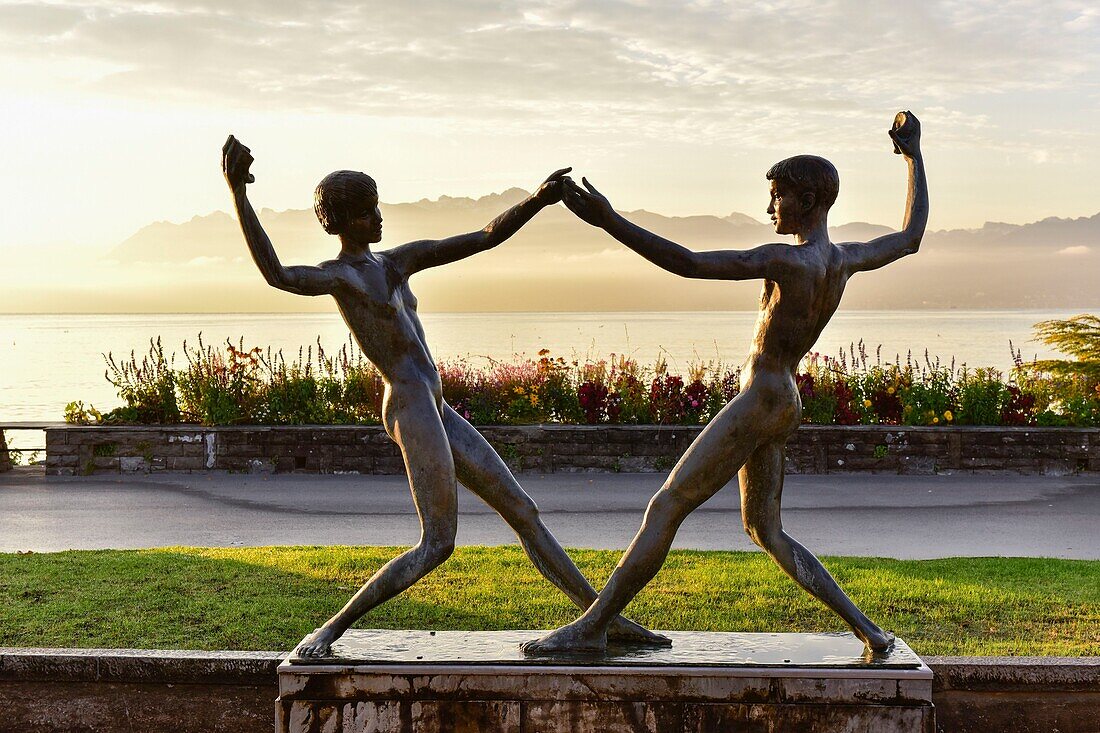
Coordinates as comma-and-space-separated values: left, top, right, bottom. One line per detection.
578, 380, 609, 424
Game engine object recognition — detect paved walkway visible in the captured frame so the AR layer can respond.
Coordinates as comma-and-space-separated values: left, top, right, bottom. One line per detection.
1, 468, 1097, 559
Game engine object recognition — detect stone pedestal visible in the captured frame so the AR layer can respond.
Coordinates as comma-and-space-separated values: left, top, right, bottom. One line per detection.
277, 630, 933, 732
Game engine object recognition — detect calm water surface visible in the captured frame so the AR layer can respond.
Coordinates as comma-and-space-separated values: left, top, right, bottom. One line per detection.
0, 310, 1077, 427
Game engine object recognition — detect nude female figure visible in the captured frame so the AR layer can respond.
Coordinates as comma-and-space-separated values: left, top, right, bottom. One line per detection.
221, 136, 665, 657
525, 112, 927, 654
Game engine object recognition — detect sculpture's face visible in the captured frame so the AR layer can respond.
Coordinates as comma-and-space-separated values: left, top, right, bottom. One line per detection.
766, 180, 807, 236
345, 198, 383, 243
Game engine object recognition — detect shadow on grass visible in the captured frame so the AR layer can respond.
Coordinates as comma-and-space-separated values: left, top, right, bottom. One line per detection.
0, 546, 1096, 655
0, 547, 518, 651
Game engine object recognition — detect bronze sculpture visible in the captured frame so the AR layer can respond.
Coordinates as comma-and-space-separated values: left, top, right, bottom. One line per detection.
221, 137, 666, 657
524, 111, 927, 654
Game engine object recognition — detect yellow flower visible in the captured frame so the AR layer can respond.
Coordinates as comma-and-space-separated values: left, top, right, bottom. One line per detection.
514, 387, 524, 395
932, 417, 940, 424
944, 410, 953, 421
887, 386, 895, 394
863, 399, 873, 408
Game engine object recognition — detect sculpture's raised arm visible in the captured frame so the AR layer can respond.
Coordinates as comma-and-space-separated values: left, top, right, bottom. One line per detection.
840, 111, 928, 273
562, 177, 797, 282
388, 167, 572, 277
222, 135, 335, 297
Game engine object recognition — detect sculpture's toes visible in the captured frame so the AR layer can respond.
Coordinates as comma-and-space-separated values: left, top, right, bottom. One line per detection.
521, 624, 607, 655
295, 628, 339, 658
295, 641, 331, 658
874, 631, 897, 653
863, 630, 896, 655
608, 618, 672, 647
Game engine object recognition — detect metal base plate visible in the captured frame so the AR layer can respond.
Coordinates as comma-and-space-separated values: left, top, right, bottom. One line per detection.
288, 629, 922, 669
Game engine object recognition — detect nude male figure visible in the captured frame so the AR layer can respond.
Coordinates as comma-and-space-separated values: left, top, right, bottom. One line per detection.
525, 112, 927, 654
221, 137, 665, 657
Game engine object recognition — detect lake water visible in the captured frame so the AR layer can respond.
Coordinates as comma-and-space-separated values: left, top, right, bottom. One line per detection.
0, 311, 1080, 433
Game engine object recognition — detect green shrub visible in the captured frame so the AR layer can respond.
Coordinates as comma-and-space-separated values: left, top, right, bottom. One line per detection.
956, 368, 1006, 425
100, 338, 180, 424
175, 337, 263, 425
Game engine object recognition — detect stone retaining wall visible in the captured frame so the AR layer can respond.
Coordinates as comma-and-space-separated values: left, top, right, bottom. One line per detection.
0, 431, 11, 473
1, 649, 1096, 733
45, 424, 1100, 477
931, 656, 1100, 733
0, 648, 282, 733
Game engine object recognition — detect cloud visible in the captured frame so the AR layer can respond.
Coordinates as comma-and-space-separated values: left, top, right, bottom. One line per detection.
1057, 245, 1090, 255
184, 255, 226, 267
1065, 7, 1100, 31
2, 0, 1097, 149
559, 247, 634, 264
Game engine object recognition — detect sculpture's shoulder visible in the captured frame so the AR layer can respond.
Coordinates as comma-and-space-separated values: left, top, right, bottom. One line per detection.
823, 242, 852, 280
315, 258, 349, 284
321, 254, 406, 299
307, 258, 367, 297
781, 240, 836, 274
777, 241, 849, 293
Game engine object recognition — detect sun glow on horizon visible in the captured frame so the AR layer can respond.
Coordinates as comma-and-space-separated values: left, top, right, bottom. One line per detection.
0, 1, 1098, 311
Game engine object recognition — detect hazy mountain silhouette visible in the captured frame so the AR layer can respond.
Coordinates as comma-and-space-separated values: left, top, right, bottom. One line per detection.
97, 192, 1100, 313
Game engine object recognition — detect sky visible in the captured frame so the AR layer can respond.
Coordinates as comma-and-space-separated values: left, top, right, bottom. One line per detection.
1, 0, 1099, 306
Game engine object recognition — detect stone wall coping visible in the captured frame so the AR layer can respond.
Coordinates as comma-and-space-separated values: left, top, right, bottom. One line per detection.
1, 422, 68, 430
1, 648, 1096, 691
43, 424, 1099, 433
0, 647, 283, 685
926, 655, 1100, 691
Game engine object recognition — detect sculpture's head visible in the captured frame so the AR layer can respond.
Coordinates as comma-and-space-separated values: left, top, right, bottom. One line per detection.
765, 155, 838, 235
314, 170, 382, 243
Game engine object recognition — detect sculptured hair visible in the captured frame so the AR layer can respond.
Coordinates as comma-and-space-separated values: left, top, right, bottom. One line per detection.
766, 155, 839, 212
314, 170, 379, 235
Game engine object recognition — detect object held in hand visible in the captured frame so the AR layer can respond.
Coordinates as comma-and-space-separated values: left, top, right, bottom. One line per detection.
891, 111, 916, 155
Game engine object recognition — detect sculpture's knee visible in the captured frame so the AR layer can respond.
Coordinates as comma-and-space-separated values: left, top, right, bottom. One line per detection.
743, 517, 779, 551
645, 488, 694, 528
507, 495, 541, 532
418, 527, 456, 568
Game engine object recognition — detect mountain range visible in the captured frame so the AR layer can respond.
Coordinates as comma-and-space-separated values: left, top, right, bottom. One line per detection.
94, 190, 1100, 312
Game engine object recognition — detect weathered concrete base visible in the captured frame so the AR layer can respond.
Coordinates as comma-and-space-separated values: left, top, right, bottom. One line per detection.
277, 630, 934, 733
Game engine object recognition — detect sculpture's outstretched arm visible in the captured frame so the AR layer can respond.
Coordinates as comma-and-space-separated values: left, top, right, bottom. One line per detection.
222, 135, 335, 297
562, 177, 796, 282
388, 167, 571, 277
841, 111, 928, 273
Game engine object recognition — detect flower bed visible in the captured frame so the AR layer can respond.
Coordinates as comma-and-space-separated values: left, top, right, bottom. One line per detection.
65, 336, 1100, 429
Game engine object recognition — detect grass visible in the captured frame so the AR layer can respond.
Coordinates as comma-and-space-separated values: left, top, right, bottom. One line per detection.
0, 546, 1096, 656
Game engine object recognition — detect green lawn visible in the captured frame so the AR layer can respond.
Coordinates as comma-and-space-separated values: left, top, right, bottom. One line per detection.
0, 546, 1096, 656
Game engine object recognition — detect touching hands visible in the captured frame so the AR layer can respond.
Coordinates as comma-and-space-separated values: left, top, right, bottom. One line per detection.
889, 111, 921, 159
561, 176, 615, 228
534, 167, 573, 206
222, 135, 256, 191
